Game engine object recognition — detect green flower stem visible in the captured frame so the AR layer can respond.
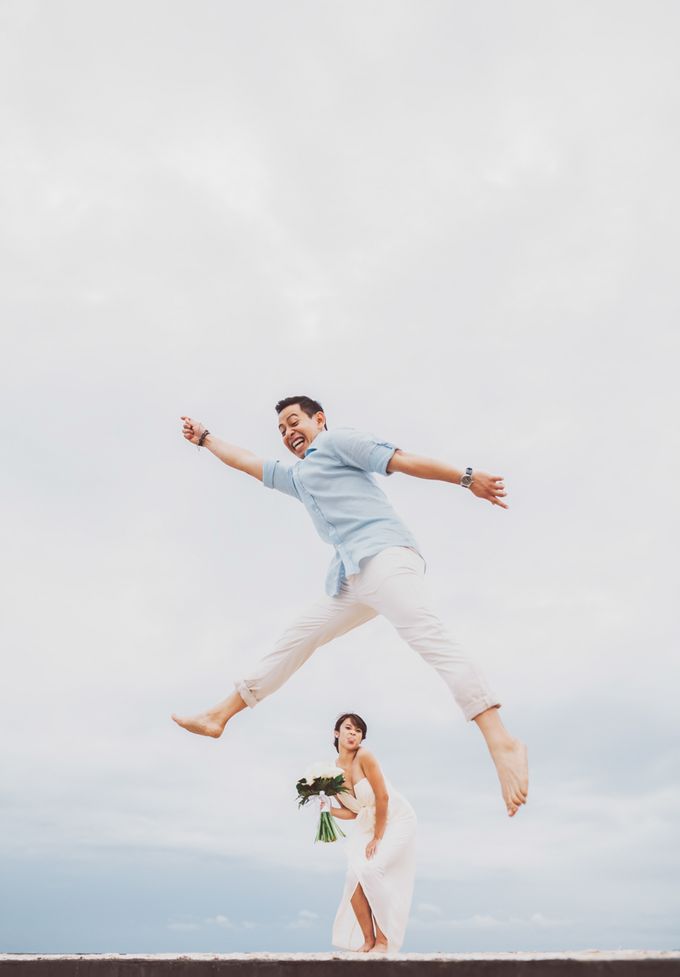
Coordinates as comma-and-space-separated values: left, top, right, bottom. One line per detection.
315, 812, 346, 843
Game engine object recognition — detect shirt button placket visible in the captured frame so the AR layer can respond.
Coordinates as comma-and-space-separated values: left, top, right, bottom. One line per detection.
300, 475, 339, 543
296, 466, 351, 577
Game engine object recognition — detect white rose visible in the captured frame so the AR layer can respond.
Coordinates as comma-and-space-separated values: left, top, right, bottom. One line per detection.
304, 761, 344, 784
304, 762, 321, 784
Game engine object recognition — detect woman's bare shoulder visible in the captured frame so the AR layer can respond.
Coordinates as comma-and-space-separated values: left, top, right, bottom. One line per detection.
357, 747, 381, 773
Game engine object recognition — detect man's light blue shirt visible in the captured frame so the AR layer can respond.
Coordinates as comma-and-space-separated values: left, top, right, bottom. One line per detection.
262, 427, 422, 597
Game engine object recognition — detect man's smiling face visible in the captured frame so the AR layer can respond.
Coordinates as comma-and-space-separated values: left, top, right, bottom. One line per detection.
278, 403, 326, 458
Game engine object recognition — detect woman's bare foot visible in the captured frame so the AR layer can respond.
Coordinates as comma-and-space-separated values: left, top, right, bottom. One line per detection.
370, 940, 389, 953
171, 710, 225, 738
490, 739, 529, 816
357, 939, 375, 952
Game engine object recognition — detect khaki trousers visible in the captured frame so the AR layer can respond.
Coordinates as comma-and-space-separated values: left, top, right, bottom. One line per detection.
236, 546, 500, 721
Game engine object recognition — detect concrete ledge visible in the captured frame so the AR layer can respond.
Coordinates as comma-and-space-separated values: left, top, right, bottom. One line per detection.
1, 952, 679, 977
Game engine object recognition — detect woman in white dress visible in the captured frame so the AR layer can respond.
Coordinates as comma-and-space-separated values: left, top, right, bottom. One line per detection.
328, 712, 417, 954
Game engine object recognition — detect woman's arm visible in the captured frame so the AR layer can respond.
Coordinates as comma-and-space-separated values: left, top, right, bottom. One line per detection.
331, 792, 358, 820
359, 750, 389, 858
330, 805, 357, 820
387, 449, 508, 509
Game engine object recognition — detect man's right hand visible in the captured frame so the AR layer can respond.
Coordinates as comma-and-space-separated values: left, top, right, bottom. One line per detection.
179, 418, 264, 481
180, 416, 207, 445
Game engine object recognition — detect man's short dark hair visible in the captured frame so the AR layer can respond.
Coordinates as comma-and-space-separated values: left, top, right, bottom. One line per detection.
275, 395, 328, 430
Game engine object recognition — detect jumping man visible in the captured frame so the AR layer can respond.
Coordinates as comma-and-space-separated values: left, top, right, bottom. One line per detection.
172, 396, 528, 816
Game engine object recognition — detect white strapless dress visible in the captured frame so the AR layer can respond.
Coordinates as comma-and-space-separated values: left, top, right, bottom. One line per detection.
332, 776, 417, 953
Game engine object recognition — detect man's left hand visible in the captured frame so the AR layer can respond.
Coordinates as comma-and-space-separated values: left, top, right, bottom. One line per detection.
469, 472, 509, 509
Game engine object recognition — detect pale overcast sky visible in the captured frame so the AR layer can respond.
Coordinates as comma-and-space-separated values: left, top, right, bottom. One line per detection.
1, 0, 679, 954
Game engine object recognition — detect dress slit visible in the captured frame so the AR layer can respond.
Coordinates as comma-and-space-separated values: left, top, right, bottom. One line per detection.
349, 874, 392, 947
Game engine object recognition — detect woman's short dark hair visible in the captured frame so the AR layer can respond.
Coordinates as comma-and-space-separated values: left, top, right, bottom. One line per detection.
275, 395, 328, 430
333, 713, 368, 752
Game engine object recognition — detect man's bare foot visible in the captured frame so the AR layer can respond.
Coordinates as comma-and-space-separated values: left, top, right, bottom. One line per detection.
370, 940, 389, 953
171, 692, 247, 738
171, 710, 225, 738
490, 738, 529, 816
357, 940, 375, 952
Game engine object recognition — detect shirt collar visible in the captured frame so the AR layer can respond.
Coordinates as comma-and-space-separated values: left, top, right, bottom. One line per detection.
304, 429, 328, 457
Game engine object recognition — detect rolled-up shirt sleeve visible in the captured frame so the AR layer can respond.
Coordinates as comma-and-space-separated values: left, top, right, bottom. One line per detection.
262, 459, 301, 499
330, 427, 398, 476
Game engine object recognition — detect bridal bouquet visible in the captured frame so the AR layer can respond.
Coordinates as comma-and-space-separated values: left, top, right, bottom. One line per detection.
296, 762, 348, 843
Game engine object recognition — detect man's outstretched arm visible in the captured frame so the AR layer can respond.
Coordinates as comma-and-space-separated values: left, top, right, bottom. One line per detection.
386, 449, 508, 509
181, 416, 264, 481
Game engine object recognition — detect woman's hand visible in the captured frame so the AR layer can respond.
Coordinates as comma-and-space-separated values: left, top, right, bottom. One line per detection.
181, 416, 207, 445
469, 471, 508, 509
365, 837, 380, 860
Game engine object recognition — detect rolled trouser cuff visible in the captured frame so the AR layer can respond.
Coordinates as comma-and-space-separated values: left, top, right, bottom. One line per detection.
464, 696, 501, 722
234, 680, 258, 709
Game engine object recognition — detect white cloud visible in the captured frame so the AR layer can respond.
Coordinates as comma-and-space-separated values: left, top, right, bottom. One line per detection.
167, 915, 251, 932
205, 915, 235, 930
411, 913, 571, 931
415, 903, 443, 917
288, 909, 320, 930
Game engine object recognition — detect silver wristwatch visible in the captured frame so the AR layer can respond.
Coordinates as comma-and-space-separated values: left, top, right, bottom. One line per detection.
460, 467, 474, 488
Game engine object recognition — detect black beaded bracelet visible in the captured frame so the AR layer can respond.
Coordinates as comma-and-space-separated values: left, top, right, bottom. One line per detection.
197, 428, 210, 447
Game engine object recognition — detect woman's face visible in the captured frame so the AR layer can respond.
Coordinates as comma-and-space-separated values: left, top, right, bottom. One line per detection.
335, 718, 363, 752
